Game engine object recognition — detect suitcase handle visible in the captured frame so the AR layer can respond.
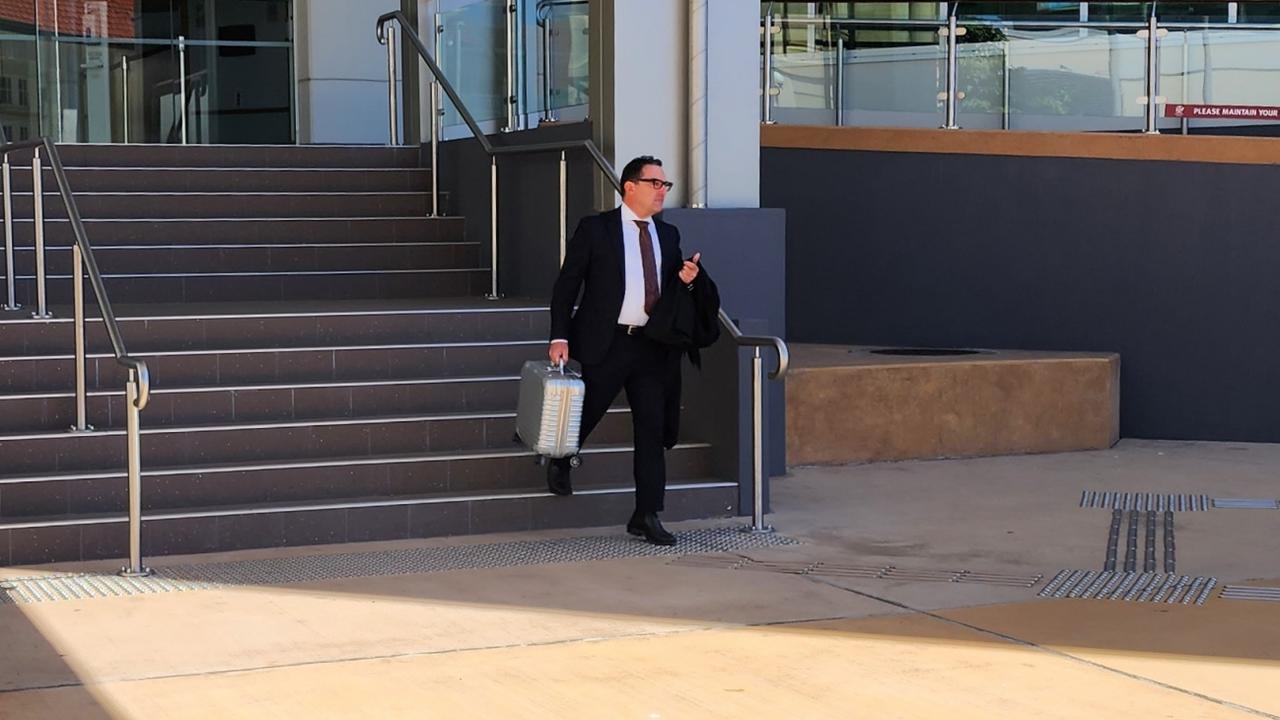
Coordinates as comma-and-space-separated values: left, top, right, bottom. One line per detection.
550, 360, 581, 378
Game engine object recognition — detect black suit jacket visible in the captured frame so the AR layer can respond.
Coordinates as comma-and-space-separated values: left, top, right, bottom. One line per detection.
549, 208, 683, 365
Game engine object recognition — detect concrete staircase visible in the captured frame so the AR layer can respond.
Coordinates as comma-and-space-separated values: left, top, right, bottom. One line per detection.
0, 145, 734, 566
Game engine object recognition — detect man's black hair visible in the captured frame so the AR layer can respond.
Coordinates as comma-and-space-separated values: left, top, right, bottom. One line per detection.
620, 155, 663, 196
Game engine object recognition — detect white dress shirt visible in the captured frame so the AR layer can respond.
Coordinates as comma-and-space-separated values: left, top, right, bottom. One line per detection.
617, 203, 663, 327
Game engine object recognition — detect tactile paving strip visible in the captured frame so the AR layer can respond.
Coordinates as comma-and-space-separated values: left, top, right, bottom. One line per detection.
1219, 585, 1280, 602
668, 556, 1043, 588
0, 527, 801, 605
1039, 570, 1217, 605
1080, 491, 1208, 512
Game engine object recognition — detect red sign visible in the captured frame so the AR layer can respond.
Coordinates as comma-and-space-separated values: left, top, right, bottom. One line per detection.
1164, 104, 1280, 121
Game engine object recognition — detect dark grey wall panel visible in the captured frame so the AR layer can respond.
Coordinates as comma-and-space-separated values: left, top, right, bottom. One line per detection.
434, 122, 596, 300
763, 146, 1280, 442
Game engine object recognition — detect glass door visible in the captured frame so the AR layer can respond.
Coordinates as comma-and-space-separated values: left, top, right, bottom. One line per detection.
11, 0, 295, 144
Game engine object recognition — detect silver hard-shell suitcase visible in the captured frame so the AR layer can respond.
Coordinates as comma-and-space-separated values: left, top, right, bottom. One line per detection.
515, 360, 585, 459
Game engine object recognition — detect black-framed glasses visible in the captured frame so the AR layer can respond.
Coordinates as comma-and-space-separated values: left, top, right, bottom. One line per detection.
632, 177, 674, 191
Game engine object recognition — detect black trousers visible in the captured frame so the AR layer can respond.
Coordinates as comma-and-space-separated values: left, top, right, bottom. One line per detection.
578, 328, 677, 514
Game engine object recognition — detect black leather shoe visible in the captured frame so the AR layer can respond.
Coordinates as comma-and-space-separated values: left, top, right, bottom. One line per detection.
546, 458, 573, 496
628, 512, 675, 546
626, 510, 644, 537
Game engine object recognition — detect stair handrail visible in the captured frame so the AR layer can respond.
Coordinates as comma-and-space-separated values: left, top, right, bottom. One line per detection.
376, 10, 789, 531
0, 136, 152, 577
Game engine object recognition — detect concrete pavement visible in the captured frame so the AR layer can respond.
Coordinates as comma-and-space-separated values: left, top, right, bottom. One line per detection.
2, 438, 1279, 719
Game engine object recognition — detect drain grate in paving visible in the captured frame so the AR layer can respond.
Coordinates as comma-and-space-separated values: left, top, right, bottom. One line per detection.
1080, 491, 1208, 512
667, 556, 1043, 588
1212, 498, 1280, 510
1039, 570, 1217, 605
1219, 585, 1280, 602
0, 527, 801, 605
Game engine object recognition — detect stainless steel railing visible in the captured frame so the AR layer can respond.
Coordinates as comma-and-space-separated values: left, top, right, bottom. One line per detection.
378, 10, 621, 299
0, 137, 152, 577
763, 6, 1280, 134
718, 309, 789, 534
376, 9, 790, 529
535, 0, 589, 124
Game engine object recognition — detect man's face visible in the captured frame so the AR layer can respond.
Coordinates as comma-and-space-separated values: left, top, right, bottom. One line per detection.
625, 164, 668, 217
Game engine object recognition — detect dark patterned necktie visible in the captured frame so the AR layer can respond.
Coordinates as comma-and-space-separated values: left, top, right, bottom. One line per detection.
634, 220, 659, 314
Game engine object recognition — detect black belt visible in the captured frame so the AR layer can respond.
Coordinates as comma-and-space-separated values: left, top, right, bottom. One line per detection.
617, 324, 644, 335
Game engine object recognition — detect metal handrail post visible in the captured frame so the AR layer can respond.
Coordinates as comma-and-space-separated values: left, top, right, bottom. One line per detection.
31, 148, 51, 319
542, 12, 555, 122
942, 13, 962, 129
488, 156, 500, 298
178, 36, 188, 145
505, 1, 517, 132
119, 367, 151, 578
71, 244, 89, 432
1002, 40, 1011, 130
385, 23, 399, 145
2, 153, 17, 310
558, 150, 567, 266
1144, 14, 1161, 134
835, 34, 845, 126
762, 13, 775, 123
121, 57, 130, 143
745, 346, 772, 533
431, 15, 442, 213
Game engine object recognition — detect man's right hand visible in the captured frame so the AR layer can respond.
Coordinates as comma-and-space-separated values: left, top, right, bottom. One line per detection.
548, 341, 569, 366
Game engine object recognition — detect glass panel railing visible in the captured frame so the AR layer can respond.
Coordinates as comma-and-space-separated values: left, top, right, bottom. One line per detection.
438, 0, 507, 132
762, 6, 1280, 135
958, 26, 1150, 132
532, 0, 588, 123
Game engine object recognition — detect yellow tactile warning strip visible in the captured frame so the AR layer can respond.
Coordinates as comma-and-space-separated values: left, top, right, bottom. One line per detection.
761, 124, 1280, 167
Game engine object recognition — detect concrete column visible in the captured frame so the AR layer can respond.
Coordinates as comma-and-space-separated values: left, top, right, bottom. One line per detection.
295, 0, 401, 144
591, 0, 759, 209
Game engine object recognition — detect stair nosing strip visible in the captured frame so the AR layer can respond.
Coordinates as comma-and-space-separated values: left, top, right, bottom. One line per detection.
0, 443, 714, 485
51, 167, 432, 172
0, 375, 523, 400
14, 268, 489, 280
0, 407, 628, 440
19, 191, 431, 197
11, 217, 462, 223
1, 338, 544, 362
0, 306, 547, 324
30, 242, 480, 250
0, 480, 735, 529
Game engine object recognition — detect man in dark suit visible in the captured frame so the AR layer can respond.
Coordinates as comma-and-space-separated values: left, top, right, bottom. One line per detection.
547, 155, 701, 546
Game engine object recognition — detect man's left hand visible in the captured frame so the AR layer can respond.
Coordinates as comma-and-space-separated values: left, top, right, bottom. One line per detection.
679, 252, 701, 285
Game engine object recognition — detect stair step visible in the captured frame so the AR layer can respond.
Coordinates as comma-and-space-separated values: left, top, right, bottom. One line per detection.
20, 144, 422, 169
0, 409, 633, 475
8, 268, 490, 304
0, 481, 738, 565
11, 167, 433, 193
19, 217, 465, 246
11, 243, 481, 276
0, 303, 549, 355
0, 443, 713, 518
0, 339, 545, 392
12, 192, 432, 219
0, 375, 525, 431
